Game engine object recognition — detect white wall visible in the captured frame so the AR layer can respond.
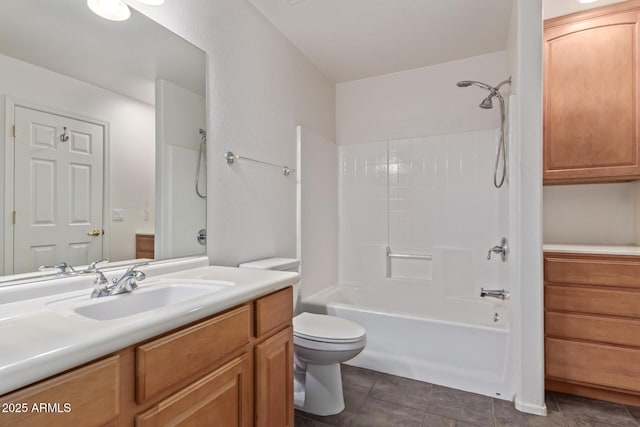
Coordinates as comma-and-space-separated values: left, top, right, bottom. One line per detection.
336, 50, 509, 145
297, 127, 337, 300
508, 0, 545, 415
0, 53, 155, 269
132, 0, 335, 267
544, 183, 635, 245
155, 80, 206, 259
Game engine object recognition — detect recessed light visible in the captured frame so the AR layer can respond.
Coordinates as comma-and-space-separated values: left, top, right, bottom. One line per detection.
579, 0, 599, 4
87, 0, 131, 21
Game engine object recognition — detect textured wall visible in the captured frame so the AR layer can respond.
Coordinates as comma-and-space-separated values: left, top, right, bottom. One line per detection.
133, 0, 336, 266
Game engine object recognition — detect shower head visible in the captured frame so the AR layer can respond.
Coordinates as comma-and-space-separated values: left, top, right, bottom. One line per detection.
456, 80, 494, 91
479, 96, 494, 109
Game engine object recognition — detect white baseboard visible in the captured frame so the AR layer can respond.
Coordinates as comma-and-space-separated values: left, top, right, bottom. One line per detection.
515, 397, 547, 416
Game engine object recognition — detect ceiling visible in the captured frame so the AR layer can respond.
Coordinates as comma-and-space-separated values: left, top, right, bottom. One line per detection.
0, 0, 205, 105
250, 0, 635, 83
248, 0, 514, 83
543, 0, 629, 19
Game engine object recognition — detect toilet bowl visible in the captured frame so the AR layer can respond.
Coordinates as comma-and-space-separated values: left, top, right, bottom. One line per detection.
293, 312, 366, 415
238, 257, 367, 416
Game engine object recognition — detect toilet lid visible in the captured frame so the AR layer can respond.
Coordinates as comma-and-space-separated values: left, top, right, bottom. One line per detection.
293, 313, 366, 343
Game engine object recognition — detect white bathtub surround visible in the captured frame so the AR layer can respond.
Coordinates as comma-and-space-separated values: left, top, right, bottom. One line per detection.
303, 284, 511, 399
339, 130, 503, 294
155, 80, 206, 259
0, 256, 299, 395
333, 130, 512, 398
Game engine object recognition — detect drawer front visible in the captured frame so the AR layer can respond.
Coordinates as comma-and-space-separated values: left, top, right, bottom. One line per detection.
255, 287, 292, 337
545, 284, 640, 318
136, 305, 250, 402
136, 354, 252, 427
546, 338, 640, 393
546, 311, 640, 347
545, 254, 640, 288
0, 356, 119, 427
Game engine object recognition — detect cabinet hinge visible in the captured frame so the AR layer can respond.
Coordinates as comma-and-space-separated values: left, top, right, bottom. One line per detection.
12, 211, 16, 225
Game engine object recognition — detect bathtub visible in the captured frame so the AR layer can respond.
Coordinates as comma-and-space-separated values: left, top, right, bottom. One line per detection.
302, 283, 513, 399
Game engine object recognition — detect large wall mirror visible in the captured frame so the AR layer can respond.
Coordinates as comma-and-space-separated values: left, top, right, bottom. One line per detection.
0, 0, 207, 281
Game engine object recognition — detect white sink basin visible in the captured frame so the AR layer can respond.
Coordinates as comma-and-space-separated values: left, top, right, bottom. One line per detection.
47, 281, 232, 321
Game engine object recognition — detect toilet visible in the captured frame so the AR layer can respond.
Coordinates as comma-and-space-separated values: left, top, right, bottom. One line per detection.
238, 257, 366, 416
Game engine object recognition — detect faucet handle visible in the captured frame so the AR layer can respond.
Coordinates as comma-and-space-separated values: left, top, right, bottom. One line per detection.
487, 238, 508, 262
126, 261, 149, 273
88, 258, 109, 270
38, 262, 75, 274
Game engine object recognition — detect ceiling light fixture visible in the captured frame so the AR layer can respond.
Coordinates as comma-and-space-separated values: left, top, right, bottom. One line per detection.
578, 0, 599, 4
87, 0, 131, 21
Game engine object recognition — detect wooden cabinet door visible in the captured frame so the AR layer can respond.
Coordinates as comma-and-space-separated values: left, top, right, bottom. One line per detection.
544, 6, 640, 183
255, 326, 293, 427
0, 356, 119, 427
136, 354, 253, 427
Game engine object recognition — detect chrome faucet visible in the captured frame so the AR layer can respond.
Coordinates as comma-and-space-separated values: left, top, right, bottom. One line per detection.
487, 237, 508, 262
480, 288, 510, 300
108, 262, 148, 296
38, 262, 76, 274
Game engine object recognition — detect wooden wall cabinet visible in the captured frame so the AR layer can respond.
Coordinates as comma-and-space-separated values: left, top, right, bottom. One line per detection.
544, 253, 640, 406
0, 287, 293, 427
135, 234, 154, 259
544, 2, 640, 184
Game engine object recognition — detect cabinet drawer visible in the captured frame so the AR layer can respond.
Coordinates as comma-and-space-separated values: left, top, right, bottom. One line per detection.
0, 356, 119, 427
136, 354, 252, 427
546, 311, 640, 347
545, 254, 640, 288
136, 305, 250, 402
546, 338, 640, 393
255, 287, 292, 337
545, 284, 640, 318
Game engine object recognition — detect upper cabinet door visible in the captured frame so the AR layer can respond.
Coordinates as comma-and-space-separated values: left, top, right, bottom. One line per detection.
544, 6, 640, 184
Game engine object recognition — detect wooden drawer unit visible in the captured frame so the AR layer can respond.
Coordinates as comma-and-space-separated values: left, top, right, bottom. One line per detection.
545, 253, 640, 288
544, 252, 640, 405
545, 311, 640, 347
546, 338, 640, 393
135, 234, 155, 259
136, 305, 251, 402
255, 287, 293, 337
0, 356, 120, 427
136, 354, 252, 427
545, 284, 640, 318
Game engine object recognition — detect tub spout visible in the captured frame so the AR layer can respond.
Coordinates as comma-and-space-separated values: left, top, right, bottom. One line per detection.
480, 288, 509, 300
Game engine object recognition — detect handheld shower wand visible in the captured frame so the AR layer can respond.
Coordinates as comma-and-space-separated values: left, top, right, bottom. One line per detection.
456, 77, 511, 188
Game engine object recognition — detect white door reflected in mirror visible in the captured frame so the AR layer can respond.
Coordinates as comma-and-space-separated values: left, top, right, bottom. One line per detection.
13, 106, 104, 274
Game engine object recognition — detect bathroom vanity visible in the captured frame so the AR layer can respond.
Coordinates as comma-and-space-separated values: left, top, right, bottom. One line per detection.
544, 245, 640, 406
0, 260, 296, 426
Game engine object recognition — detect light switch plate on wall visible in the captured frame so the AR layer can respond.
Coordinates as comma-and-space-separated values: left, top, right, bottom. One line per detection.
112, 209, 125, 221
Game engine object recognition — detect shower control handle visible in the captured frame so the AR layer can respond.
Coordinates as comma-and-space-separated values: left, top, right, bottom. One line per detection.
487, 237, 508, 262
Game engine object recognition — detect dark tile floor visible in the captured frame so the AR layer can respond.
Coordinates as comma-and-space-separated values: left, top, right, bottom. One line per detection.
294, 365, 640, 427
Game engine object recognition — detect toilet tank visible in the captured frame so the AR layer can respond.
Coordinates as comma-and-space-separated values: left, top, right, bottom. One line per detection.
238, 257, 300, 272
238, 257, 301, 313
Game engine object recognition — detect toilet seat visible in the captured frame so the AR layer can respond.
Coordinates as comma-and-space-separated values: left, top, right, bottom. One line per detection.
293, 312, 366, 344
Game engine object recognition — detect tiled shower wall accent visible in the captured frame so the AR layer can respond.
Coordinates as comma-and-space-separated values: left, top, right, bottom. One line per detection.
338, 129, 502, 297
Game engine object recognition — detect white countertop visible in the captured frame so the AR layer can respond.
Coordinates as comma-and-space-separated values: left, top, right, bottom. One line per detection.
543, 243, 640, 256
0, 260, 299, 395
